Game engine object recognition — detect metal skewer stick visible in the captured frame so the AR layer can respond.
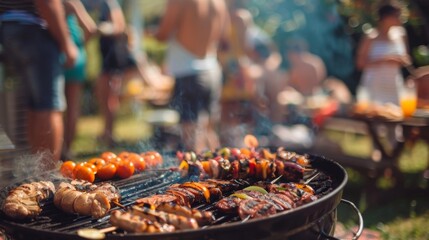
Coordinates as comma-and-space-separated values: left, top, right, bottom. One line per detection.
112, 201, 126, 209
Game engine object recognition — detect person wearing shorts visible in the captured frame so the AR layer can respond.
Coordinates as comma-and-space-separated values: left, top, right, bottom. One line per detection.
95, 0, 139, 146
0, 0, 77, 165
155, 0, 228, 152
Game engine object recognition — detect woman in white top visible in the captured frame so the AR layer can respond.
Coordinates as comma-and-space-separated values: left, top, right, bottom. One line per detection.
356, 3, 411, 106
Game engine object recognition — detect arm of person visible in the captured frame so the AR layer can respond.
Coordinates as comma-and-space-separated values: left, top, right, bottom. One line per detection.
155, 0, 182, 42
34, 0, 77, 68
356, 35, 371, 71
64, 0, 97, 42
98, 0, 126, 36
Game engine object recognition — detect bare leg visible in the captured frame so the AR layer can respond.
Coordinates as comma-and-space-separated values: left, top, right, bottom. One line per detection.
181, 122, 196, 151
63, 82, 82, 158
27, 110, 63, 168
196, 113, 219, 152
96, 72, 121, 145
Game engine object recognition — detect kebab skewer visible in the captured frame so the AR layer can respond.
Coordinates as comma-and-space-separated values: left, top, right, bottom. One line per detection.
54, 180, 120, 218
177, 146, 311, 182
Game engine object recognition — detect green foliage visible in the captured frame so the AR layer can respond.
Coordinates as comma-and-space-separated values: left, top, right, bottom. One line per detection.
144, 37, 166, 65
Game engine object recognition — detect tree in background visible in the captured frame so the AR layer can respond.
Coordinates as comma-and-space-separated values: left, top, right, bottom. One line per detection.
246, 0, 429, 94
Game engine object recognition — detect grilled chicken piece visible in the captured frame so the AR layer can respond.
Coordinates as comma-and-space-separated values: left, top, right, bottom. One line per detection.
156, 203, 214, 225
60, 189, 83, 214
90, 192, 111, 218
2, 181, 55, 219
91, 183, 120, 202
131, 206, 199, 230
54, 181, 118, 218
110, 210, 175, 233
135, 194, 178, 207
73, 193, 95, 216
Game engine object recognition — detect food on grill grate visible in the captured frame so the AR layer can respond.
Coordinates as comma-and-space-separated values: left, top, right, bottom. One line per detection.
53, 180, 120, 218
155, 202, 214, 225
177, 147, 310, 182
2, 181, 55, 219
110, 210, 176, 233
135, 179, 250, 208
59, 150, 163, 182
215, 182, 317, 220
113, 177, 318, 233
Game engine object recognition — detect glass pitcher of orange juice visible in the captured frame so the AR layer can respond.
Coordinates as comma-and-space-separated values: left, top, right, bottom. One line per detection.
400, 80, 417, 118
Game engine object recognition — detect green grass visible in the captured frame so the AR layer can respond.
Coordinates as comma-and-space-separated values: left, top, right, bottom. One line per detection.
71, 100, 152, 159
322, 129, 429, 239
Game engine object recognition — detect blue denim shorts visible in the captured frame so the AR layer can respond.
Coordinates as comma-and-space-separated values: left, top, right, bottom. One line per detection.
1, 22, 66, 111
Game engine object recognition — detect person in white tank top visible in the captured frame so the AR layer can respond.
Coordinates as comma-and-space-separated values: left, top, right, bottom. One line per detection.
356, 3, 411, 106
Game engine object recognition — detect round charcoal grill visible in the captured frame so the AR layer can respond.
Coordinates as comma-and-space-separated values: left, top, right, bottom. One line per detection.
0, 154, 363, 240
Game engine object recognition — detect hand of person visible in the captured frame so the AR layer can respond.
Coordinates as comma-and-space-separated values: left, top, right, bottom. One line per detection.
98, 21, 115, 36
63, 41, 78, 68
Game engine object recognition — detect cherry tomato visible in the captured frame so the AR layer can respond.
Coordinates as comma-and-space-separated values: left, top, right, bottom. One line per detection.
88, 158, 106, 170
118, 151, 130, 160
73, 162, 86, 179
100, 151, 117, 162
129, 153, 146, 171
116, 160, 135, 179
109, 157, 123, 167
75, 166, 95, 183
84, 162, 98, 174
96, 163, 117, 180
144, 151, 163, 167
60, 161, 76, 178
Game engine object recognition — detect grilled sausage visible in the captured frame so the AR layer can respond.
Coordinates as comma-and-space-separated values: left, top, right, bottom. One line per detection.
156, 203, 214, 225
110, 210, 175, 233
131, 206, 199, 230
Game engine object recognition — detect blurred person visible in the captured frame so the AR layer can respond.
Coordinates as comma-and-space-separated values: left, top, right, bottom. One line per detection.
95, 0, 141, 147
278, 39, 351, 127
286, 39, 327, 97
218, 0, 260, 147
155, 0, 229, 152
62, 0, 97, 159
0, 0, 77, 167
356, 2, 411, 106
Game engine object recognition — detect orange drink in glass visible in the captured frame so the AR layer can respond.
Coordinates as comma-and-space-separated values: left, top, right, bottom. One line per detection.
400, 97, 417, 117
400, 81, 417, 118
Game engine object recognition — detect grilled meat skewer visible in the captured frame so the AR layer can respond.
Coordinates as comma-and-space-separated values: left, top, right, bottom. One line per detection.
2, 181, 55, 219
155, 203, 214, 225
54, 181, 119, 218
110, 210, 175, 233
178, 147, 310, 182
131, 206, 199, 230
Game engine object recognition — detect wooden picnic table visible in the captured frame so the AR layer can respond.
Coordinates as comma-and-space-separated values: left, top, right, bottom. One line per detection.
310, 110, 429, 186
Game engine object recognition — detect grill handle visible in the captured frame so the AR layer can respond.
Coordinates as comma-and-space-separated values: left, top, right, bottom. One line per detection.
320, 199, 364, 240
